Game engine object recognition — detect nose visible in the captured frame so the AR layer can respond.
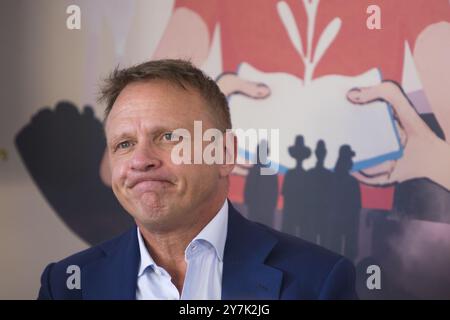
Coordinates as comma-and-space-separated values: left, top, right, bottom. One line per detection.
130, 142, 162, 172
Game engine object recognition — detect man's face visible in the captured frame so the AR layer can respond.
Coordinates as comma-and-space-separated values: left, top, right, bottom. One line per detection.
105, 80, 233, 232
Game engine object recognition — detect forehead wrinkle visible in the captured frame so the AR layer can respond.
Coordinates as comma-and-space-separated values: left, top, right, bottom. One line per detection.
106, 81, 218, 137
110, 87, 192, 123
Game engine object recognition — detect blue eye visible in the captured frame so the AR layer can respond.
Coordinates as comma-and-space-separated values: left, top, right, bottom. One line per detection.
163, 132, 173, 141
163, 132, 182, 142
117, 141, 132, 150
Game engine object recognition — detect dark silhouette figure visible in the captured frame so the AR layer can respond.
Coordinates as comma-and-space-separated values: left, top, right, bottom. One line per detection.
244, 140, 278, 228
330, 145, 361, 261
304, 140, 335, 246
15, 101, 134, 245
282, 135, 311, 237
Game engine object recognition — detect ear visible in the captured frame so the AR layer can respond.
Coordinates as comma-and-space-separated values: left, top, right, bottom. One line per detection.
219, 132, 237, 177
100, 148, 112, 186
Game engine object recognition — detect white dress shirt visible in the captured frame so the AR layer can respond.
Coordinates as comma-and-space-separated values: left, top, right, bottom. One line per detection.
136, 200, 228, 300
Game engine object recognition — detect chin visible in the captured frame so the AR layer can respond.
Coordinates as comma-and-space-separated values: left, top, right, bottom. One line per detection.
136, 199, 172, 223
134, 190, 172, 211
136, 209, 180, 233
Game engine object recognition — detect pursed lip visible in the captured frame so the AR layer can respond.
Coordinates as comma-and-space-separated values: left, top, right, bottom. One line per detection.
131, 179, 172, 193
126, 175, 174, 189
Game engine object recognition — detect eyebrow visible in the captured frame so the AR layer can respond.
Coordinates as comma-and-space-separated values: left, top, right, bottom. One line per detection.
108, 132, 134, 147
107, 124, 188, 147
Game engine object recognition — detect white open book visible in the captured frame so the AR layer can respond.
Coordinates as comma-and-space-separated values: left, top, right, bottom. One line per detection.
229, 63, 403, 172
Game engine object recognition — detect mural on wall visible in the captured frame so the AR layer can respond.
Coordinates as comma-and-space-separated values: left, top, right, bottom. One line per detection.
14, 0, 450, 298
15, 102, 134, 245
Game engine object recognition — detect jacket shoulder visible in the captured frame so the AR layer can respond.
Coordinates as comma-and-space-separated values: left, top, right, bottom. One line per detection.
37, 229, 135, 300
253, 223, 357, 299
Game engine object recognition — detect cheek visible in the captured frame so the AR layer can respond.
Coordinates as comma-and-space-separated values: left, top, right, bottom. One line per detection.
184, 164, 220, 192
110, 160, 128, 191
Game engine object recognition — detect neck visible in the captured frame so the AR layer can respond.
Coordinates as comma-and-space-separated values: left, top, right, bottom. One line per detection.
137, 191, 227, 293
139, 227, 188, 293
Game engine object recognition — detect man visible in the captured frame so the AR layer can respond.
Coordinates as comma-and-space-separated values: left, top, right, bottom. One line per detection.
37, 59, 357, 300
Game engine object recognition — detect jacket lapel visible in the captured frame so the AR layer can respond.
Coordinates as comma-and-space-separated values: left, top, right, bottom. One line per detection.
82, 227, 139, 300
80, 202, 283, 300
222, 202, 283, 299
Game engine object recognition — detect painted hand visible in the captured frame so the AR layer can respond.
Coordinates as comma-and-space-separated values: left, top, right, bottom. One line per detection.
217, 73, 271, 176
15, 102, 133, 244
216, 72, 271, 99
347, 81, 450, 190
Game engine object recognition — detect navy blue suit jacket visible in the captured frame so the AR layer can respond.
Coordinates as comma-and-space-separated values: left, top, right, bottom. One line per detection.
38, 202, 357, 299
